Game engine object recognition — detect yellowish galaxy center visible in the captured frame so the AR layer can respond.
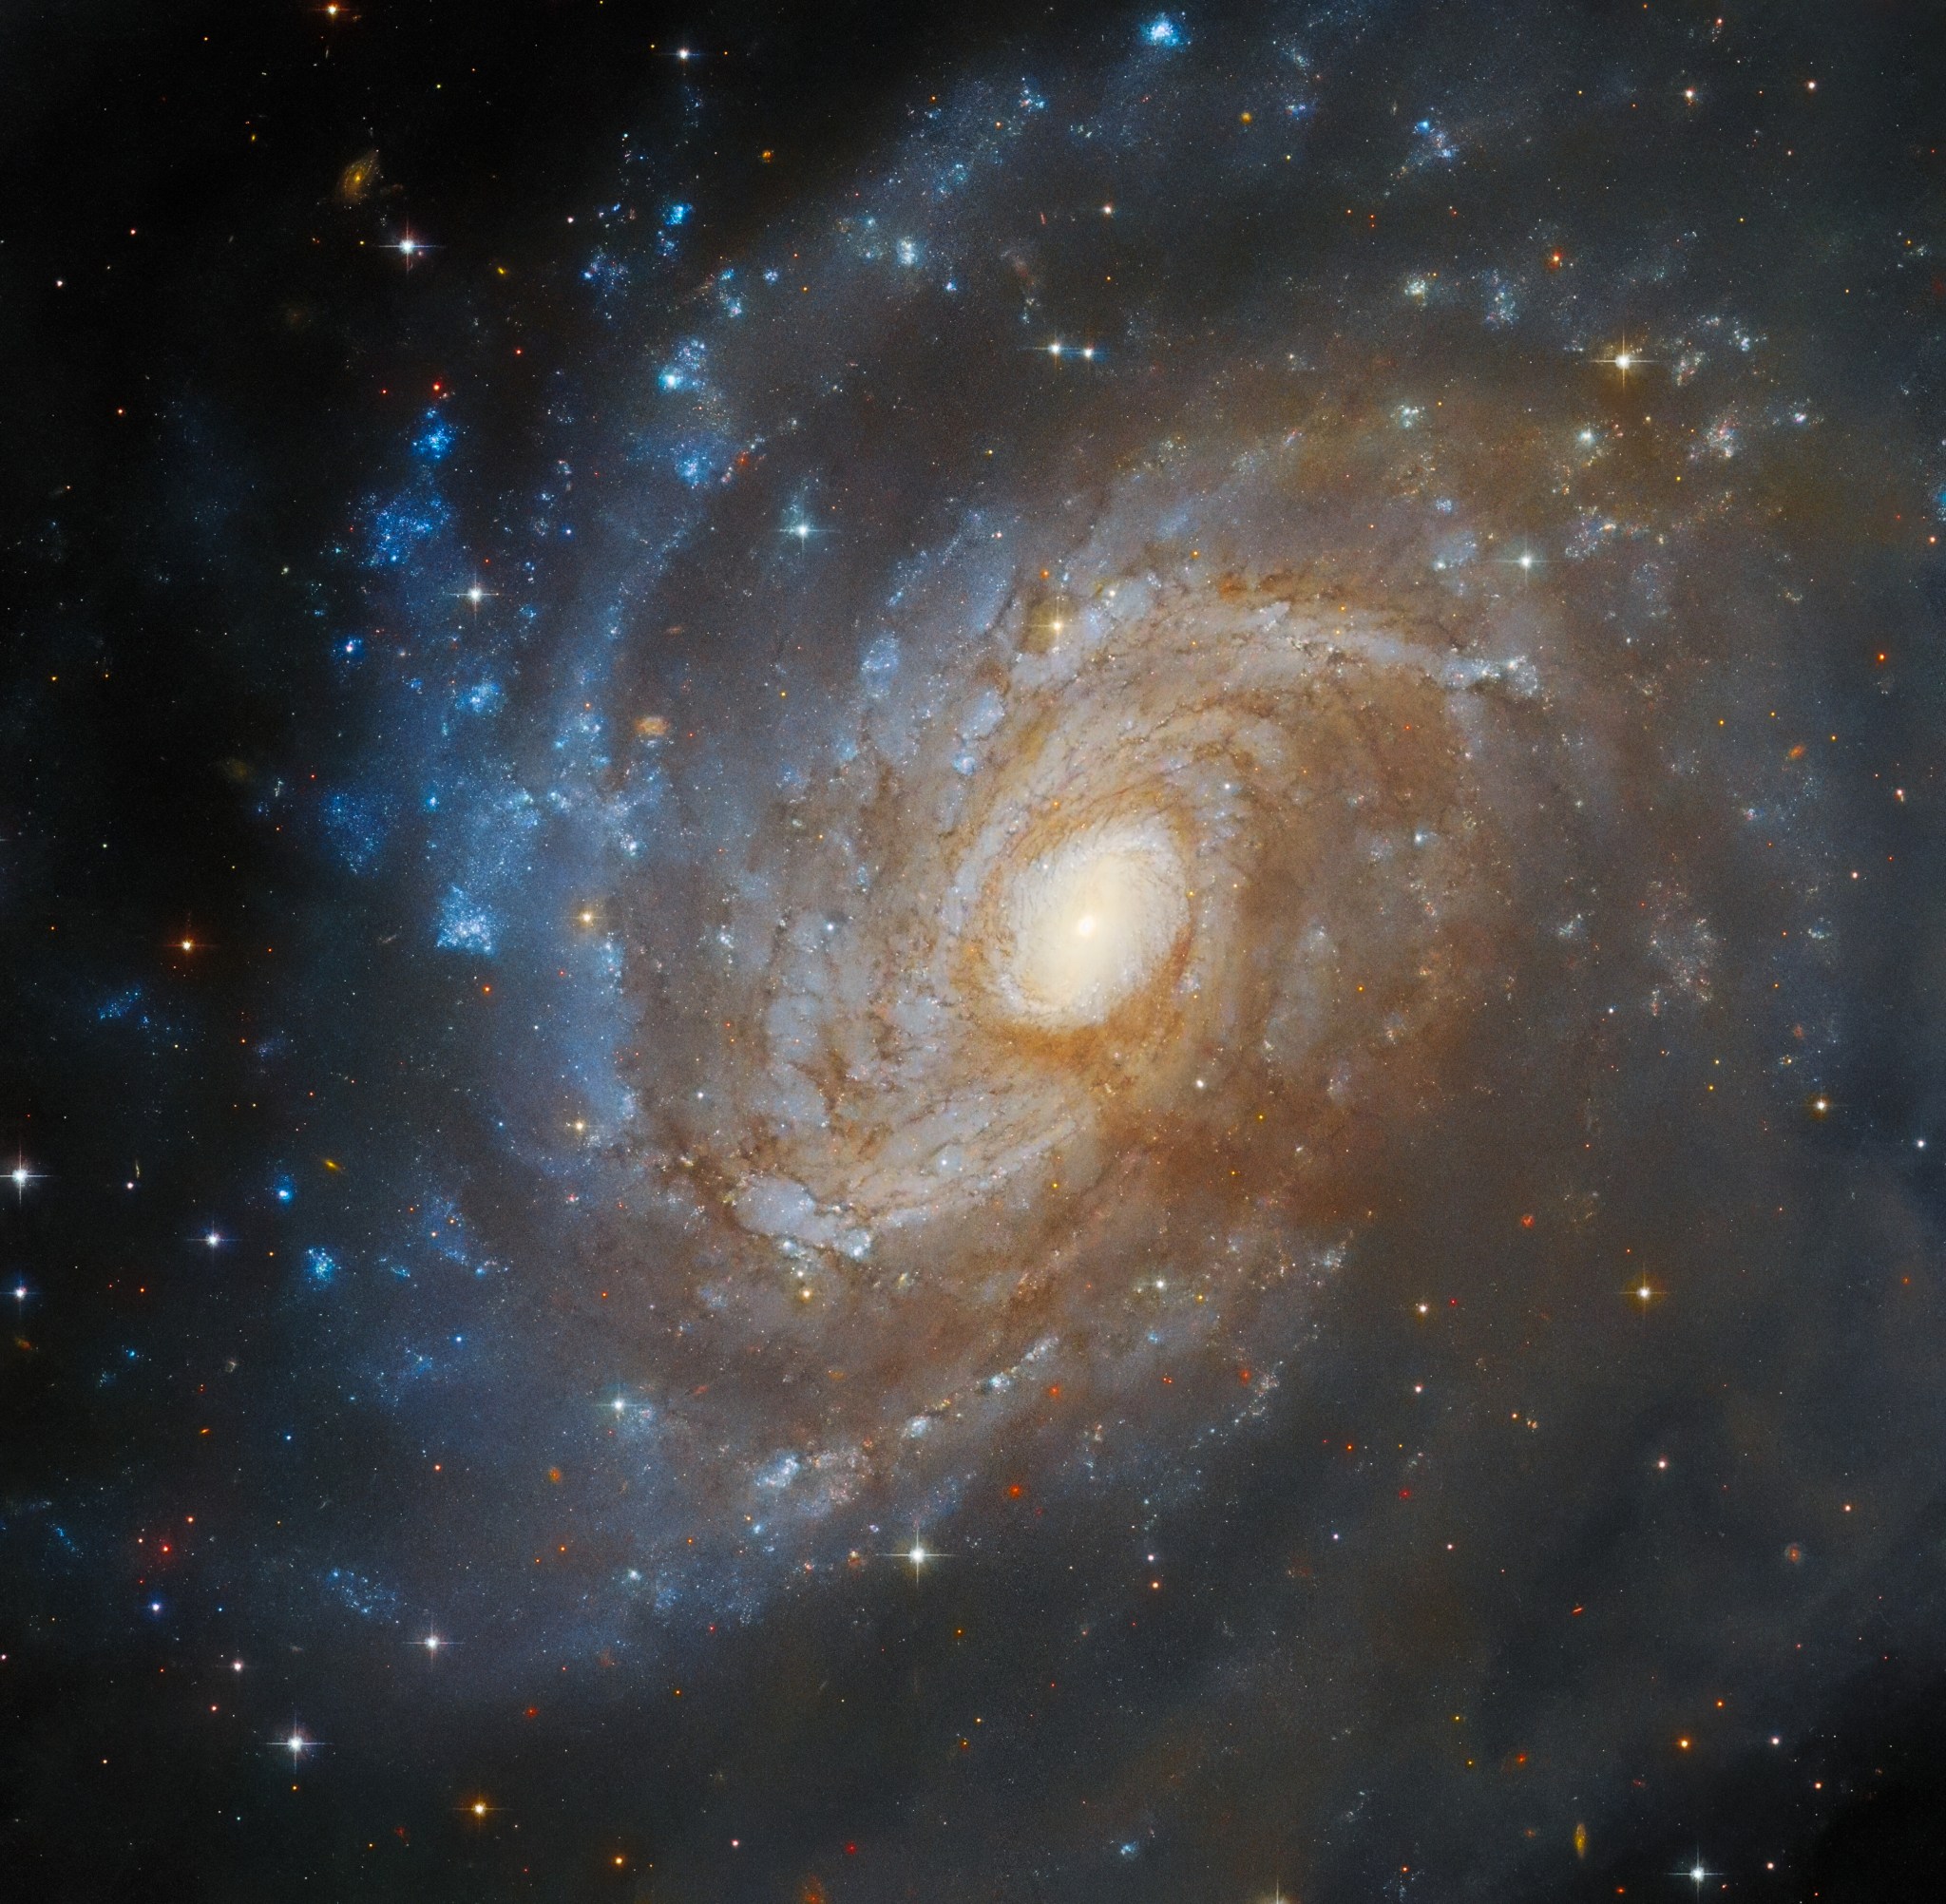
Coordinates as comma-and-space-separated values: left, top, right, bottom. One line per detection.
994, 816, 1189, 1029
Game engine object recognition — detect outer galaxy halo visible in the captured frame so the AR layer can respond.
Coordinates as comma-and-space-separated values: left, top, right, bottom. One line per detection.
6, 2, 1946, 1900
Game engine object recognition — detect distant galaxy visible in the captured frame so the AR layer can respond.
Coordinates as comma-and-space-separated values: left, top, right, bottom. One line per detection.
7, 2, 1946, 1898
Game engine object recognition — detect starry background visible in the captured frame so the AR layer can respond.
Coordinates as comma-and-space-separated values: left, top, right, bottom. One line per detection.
7, 1, 1946, 1898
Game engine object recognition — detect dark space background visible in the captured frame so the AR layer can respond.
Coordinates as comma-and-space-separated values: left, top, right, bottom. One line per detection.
6, 1, 1946, 1898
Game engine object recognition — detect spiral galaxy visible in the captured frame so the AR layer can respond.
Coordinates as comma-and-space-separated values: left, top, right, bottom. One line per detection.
18, 1, 1946, 1897
310, 1, 1908, 1879
428, 0, 1865, 1642
630, 525, 1563, 1527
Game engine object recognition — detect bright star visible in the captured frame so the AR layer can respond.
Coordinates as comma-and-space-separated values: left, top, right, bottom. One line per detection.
1597, 339, 1654, 380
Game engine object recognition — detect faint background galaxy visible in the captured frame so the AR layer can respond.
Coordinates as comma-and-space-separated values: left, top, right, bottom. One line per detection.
7, 1, 1946, 1898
